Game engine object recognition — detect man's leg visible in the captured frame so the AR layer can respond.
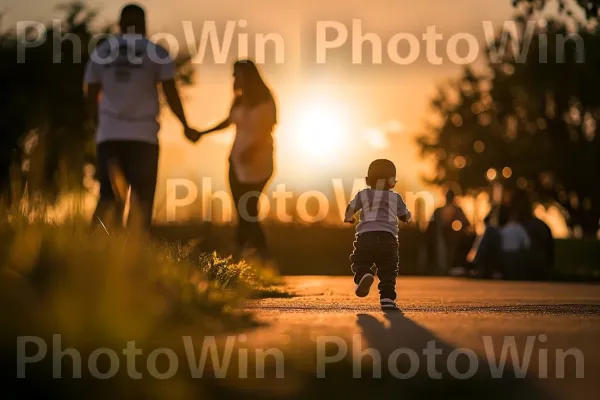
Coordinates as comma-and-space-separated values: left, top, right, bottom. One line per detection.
92, 142, 123, 230
125, 142, 159, 231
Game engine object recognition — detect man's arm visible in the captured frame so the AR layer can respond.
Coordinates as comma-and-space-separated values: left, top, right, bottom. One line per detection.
161, 79, 202, 142
161, 80, 188, 128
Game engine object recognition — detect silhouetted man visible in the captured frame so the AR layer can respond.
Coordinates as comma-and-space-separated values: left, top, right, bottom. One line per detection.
84, 3, 199, 230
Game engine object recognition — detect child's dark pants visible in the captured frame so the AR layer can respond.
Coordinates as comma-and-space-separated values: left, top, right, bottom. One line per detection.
350, 231, 399, 300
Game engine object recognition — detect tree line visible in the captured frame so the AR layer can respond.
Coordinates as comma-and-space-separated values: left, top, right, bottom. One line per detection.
0, 1, 191, 207
418, 1, 600, 237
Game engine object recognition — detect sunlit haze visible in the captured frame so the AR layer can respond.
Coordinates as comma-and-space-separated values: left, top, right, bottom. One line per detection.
6, 0, 549, 226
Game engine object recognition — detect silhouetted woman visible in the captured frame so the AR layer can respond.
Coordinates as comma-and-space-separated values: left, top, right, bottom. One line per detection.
199, 60, 276, 261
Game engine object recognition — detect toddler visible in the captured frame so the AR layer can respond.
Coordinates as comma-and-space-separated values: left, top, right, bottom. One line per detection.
344, 159, 411, 311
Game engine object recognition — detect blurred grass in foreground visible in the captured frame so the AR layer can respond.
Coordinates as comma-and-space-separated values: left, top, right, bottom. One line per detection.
153, 223, 600, 279
0, 212, 290, 398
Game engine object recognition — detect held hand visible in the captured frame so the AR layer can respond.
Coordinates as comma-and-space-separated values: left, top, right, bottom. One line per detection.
344, 217, 356, 224
184, 127, 202, 143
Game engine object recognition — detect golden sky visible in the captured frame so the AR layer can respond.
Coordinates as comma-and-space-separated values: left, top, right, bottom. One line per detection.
6, 0, 529, 221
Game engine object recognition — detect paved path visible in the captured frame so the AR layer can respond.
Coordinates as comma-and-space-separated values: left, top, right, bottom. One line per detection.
239, 277, 600, 399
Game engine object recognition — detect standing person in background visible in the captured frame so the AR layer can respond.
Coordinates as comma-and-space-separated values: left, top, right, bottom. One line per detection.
427, 190, 471, 274
84, 3, 200, 231
197, 60, 277, 263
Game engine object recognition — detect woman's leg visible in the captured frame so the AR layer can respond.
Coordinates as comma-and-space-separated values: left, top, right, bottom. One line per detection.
229, 171, 271, 260
243, 181, 270, 259
229, 167, 248, 252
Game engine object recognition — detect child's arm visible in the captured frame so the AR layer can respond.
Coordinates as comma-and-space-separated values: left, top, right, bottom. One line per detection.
344, 192, 362, 223
396, 193, 412, 224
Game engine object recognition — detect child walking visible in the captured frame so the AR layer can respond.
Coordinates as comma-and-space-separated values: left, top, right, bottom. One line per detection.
344, 159, 411, 311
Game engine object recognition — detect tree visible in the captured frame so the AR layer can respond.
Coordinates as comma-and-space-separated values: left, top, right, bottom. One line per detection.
418, 17, 600, 237
513, 0, 600, 21
0, 1, 193, 205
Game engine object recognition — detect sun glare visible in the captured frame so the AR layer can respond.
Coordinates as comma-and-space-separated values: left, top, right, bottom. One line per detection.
289, 100, 351, 161
365, 128, 389, 149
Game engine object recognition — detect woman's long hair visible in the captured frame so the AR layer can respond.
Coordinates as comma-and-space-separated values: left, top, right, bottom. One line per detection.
233, 60, 277, 123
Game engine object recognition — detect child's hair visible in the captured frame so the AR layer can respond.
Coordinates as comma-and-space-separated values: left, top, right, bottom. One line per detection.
366, 159, 396, 189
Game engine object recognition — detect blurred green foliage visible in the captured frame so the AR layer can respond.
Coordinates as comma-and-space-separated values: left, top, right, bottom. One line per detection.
153, 223, 600, 277
0, 1, 193, 205
419, 15, 600, 236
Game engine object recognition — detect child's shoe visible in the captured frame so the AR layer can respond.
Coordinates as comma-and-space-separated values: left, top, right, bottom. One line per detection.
355, 273, 375, 297
380, 298, 400, 311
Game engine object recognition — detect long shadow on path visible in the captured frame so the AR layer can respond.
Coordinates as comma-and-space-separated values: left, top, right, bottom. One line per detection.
355, 312, 550, 400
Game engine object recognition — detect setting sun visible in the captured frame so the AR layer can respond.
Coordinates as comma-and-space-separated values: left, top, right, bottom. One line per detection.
289, 98, 352, 162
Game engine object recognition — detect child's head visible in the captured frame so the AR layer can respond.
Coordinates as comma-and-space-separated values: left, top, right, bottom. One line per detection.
366, 159, 397, 189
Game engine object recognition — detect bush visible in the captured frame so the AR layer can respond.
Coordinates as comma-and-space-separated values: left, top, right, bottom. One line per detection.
554, 238, 600, 278
152, 223, 425, 276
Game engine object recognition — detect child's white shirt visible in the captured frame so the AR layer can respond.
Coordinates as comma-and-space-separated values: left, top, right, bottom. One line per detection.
345, 189, 411, 237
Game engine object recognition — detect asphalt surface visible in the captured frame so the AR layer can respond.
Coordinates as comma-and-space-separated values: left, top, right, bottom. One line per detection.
240, 277, 600, 400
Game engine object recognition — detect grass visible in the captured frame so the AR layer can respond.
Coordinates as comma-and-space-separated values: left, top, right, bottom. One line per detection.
0, 218, 254, 331
0, 215, 582, 398
175, 247, 284, 295
153, 222, 600, 279
0, 214, 291, 398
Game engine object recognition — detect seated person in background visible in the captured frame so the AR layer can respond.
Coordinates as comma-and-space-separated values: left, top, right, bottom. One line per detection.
472, 187, 553, 280
500, 212, 531, 280
510, 188, 554, 280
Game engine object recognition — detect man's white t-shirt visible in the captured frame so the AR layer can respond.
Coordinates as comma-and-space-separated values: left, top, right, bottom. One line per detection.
84, 34, 176, 144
